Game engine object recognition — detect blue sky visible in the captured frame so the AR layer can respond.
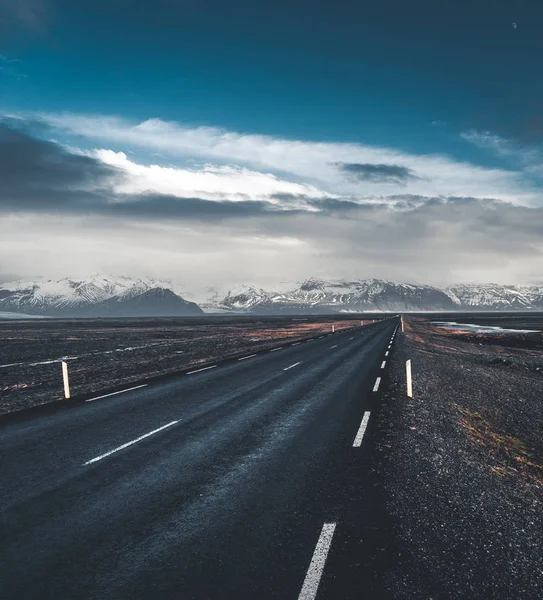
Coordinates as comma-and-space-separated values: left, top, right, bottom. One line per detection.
3, 1, 541, 154
1, 0, 543, 287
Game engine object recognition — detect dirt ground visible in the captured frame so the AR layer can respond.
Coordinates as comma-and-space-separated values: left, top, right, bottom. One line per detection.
375, 317, 543, 598
0, 316, 366, 414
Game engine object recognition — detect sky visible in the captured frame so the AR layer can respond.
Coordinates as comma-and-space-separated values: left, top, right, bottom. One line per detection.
1, 0, 543, 289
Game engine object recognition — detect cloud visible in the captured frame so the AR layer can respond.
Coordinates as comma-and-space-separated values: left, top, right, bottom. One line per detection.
461, 129, 543, 167
3, 194, 543, 288
336, 162, 419, 184
90, 148, 331, 204
32, 111, 540, 204
3, 115, 543, 288
0, 119, 313, 219
0, 119, 121, 209
461, 130, 517, 158
0, 119, 328, 213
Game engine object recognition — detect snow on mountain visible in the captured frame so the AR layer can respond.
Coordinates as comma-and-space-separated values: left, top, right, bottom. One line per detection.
3, 275, 543, 317
444, 284, 543, 310
206, 279, 543, 313
215, 278, 457, 313
0, 275, 203, 317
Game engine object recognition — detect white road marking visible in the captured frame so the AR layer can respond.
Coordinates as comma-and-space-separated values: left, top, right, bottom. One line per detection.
186, 365, 217, 375
85, 384, 148, 403
298, 522, 337, 600
83, 420, 179, 465
385, 351, 389, 357
373, 377, 381, 392
349, 337, 354, 340
381, 361, 386, 369
284, 361, 302, 371
292, 342, 301, 346
330, 344, 338, 349
238, 354, 257, 361
270, 347, 283, 352
353, 411, 371, 447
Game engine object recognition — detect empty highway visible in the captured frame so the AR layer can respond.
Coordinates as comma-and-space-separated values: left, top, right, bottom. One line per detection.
0, 318, 399, 600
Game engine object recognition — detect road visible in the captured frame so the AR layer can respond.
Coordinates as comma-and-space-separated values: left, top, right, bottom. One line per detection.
0, 317, 399, 600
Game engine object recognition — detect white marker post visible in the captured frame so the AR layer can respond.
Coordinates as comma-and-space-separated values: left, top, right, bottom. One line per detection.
332, 324, 335, 333
62, 361, 71, 399
406, 359, 412, 398
401, 316, 404, 333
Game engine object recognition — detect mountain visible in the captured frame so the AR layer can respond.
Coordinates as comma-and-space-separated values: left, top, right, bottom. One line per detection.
0, 275, 203, 317
208, 279, 543, 313
3, 276, 543, 317
444, 284, 543, 310
214, 279, 458, 313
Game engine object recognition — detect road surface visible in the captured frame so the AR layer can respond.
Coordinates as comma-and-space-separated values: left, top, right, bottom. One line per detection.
0, 318, 399, 599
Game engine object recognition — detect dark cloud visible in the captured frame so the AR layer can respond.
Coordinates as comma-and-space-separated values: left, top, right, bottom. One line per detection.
336, 162, 420, 184
104, 195, 291, 221
0, 118, 122, 209
271, 193, 379, 212
0, 119, 301, 220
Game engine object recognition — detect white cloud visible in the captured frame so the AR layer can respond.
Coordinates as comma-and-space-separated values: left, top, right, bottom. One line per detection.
90, 149, 330, 205
37, 112, 541, 205
461, 129, 543, 169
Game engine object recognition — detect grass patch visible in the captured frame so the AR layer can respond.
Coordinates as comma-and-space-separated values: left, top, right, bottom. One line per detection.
456, 405, 543, 487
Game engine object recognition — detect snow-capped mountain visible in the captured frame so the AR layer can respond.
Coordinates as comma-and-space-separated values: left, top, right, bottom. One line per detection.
214, 279, 458, 313
0, 275, 203, 317
444, 284, 543, 310
209, 279, 543, 313
3, 275, 543, 317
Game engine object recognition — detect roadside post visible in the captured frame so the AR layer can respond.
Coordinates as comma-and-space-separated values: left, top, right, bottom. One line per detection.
406, 359, 413, 398
62, 361, 71, 399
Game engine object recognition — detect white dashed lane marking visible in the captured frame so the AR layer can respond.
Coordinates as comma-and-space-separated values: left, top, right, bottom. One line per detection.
373, 377, 381, 392
353, 411, 371, 447
85, 384, 148, 403
298, 523, 337, 600
284, 361, 302, 371
83, 420, 179, 465
186, 365, 216, 375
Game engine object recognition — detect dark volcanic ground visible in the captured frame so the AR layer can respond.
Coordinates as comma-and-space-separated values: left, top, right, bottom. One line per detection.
373, 317, 543, 598
0, 316, 368, 415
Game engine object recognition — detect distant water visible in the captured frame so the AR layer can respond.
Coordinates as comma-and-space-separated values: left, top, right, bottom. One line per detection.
432, 321, 539, 333
0, 311, 48, 320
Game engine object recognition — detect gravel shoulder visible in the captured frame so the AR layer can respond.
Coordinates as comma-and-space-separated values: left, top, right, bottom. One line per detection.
375, 318, 543, 598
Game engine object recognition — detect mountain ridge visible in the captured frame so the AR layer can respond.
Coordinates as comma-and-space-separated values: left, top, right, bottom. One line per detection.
2, 275, 543, 316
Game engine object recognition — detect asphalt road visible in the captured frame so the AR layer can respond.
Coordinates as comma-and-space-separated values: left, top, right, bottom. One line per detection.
0, 317, 399, 600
